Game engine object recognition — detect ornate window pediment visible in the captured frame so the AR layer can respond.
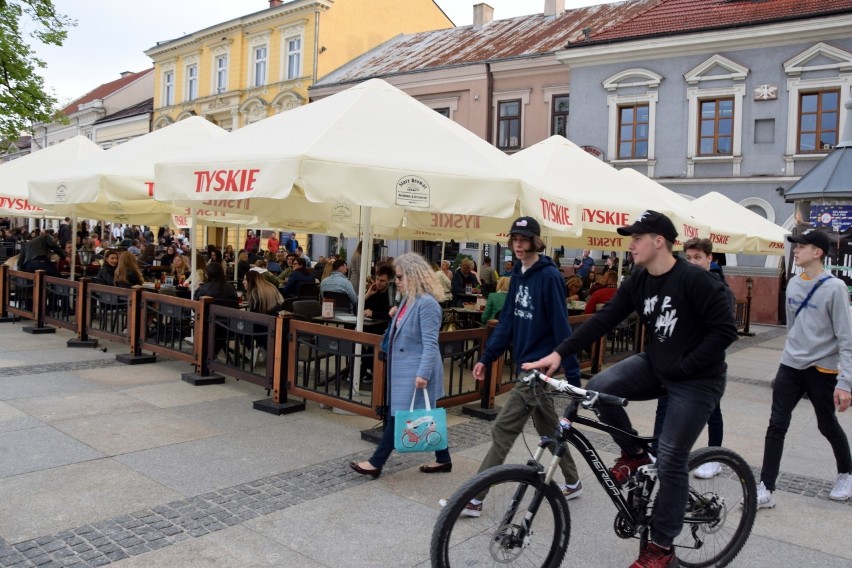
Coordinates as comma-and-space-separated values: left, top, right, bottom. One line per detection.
684, 54, 748, 85
602, 68, 662, 92
784, 42, 852, 77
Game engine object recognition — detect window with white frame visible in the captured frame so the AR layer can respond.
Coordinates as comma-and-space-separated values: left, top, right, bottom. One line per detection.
783, 42, 852, 173
603, 69, 661, 172
163, 70, 175, 106
492, 89, 530, 151
215, 54, 229, 94
286, 36, 301, 80
551, 94, 570, 137
253, 44, 268, 87
683, 54, 748, 175
186, 64, 198, 101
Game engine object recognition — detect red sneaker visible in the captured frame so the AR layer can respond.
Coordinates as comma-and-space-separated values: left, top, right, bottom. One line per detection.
611, 451, 653, 485
630, 542, 678, 567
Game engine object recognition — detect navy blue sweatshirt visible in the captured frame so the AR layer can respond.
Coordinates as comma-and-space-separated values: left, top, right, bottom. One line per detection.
480, 256, 580, 380
555, 257, 738, 382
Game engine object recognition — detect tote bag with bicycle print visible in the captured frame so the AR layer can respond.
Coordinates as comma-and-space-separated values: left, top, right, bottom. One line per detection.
394, 389, 448, 453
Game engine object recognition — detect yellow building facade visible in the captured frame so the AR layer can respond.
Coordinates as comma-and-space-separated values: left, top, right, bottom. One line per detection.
144, 0, 452, 131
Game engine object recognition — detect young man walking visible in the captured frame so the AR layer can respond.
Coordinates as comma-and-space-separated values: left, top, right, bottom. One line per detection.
756, 229, 852, 508
526, 211, 738, 568
445, 216, 583, 517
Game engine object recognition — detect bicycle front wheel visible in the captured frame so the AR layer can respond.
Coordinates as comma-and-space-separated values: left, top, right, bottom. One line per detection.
430, 464, 570, 568
674, 446, 757, 568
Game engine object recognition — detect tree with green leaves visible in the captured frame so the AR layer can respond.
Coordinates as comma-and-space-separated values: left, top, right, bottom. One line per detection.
0, 0, 75, 142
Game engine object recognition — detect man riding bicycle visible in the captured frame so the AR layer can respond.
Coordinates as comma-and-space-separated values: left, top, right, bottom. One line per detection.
525, 211, 738, 568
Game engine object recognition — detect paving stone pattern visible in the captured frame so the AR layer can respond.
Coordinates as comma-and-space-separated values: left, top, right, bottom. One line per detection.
0, 408, 845, 568
0, 359, 121, 377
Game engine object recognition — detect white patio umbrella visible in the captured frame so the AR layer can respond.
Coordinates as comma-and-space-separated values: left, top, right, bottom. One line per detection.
512, 136, 709, 251
28, 117, 233, 226
684, 192, 788, 255
0, 135, 102, 218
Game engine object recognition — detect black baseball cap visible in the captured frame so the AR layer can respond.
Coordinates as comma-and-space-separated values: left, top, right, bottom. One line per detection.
787, 228, 830, 257
510, 216, 541, 238
617, 210, 678, 243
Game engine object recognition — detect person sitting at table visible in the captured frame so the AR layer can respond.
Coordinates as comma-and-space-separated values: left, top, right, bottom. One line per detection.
21, 232, 65, 277
138, 243, 155, 266
320, 258, 359, 309
566, 275, 584, 302
236, 250, 250, 282
584, 270, 618, 314
265, 251, 282, 274
127, 239, 141, 256
170, 254, 191, 285
250, 261, 280, 287
115, 251, 144, 288
244, 270, 283, 316
223, 245, 235, 264
184, 253, 207, 290
96, 250, 119, 285
160, 245, 176, 267
56, 241, 85, 276
312, 255, 327, 281
433, 262, 452, 304
207, 248, 223, 266
194, 262, 239, 304
451, 258, 480, 307
281, 257, 315, 298
364, 265, 397, 320
481, 276, 510, 324
320, 260, 335, 281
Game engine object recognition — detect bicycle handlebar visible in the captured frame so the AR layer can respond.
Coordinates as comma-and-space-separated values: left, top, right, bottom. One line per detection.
520, 370, 628, 407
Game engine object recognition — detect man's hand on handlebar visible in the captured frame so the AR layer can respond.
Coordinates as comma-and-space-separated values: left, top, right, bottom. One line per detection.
521, 352, 562, 378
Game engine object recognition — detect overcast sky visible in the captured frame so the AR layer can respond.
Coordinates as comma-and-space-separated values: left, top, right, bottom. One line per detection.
30, 0, 618, 104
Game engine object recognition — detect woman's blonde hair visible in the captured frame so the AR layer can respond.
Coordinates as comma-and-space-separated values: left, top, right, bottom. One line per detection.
321, 261, 334, 281
395, 252, 444, 302
245, 270, 283, 314
171, 254, 190, 276
566, 275, 583, 292
496, 276, 511, 293
115, 251, 143, 285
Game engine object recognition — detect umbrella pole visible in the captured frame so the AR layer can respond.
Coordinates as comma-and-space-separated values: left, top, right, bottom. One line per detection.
70, 215, 77, 281
190, 209, 198, 299
234, 224, 241, 287
352, 206, 373, 393
441, 241, 446, 264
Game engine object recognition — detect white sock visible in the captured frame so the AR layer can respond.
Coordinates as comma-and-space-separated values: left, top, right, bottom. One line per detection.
470, 498, 482, 505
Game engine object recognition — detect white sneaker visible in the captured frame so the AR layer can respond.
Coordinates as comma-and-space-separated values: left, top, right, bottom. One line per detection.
756, 481, 776, 509
560, 481, 583, 501
829, 472, 852, 501
438, 498, 481, 517
693, 462, 722, 479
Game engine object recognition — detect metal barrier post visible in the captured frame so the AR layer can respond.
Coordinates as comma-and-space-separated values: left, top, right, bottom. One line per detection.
254, 312, 305, 415
67, 277, 98, 348
462, 320, 502, 421
115, 287, 157, 364
182, 297, 226, 385
740, 276, 755, 337
23, 270, 55, 334
0, 265, 15, 323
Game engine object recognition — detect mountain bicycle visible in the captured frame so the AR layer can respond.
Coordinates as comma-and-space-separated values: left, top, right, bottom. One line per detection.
431, 370, 757, 568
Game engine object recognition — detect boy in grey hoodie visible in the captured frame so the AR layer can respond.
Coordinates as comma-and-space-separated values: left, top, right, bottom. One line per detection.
757, 229, 852, 508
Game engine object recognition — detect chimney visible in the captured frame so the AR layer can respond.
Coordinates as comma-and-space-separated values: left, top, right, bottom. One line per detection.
473, 3, 494, 28
544, 0, 565, 17
269, 0, 282, 7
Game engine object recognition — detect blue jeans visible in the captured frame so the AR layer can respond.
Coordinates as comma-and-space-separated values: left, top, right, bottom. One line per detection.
654, 393, 724, 448
368, 415, 451, 469
586, 353, 724, 548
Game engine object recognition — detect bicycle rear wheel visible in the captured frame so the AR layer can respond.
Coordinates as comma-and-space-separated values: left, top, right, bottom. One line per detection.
674, 446, 757, 567
431, 464, 570, 568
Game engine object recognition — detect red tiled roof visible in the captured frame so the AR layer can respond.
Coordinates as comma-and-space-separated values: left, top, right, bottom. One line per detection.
315, 0, 658, 87
60, 68, 153, 116
574, 0, 852, 46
